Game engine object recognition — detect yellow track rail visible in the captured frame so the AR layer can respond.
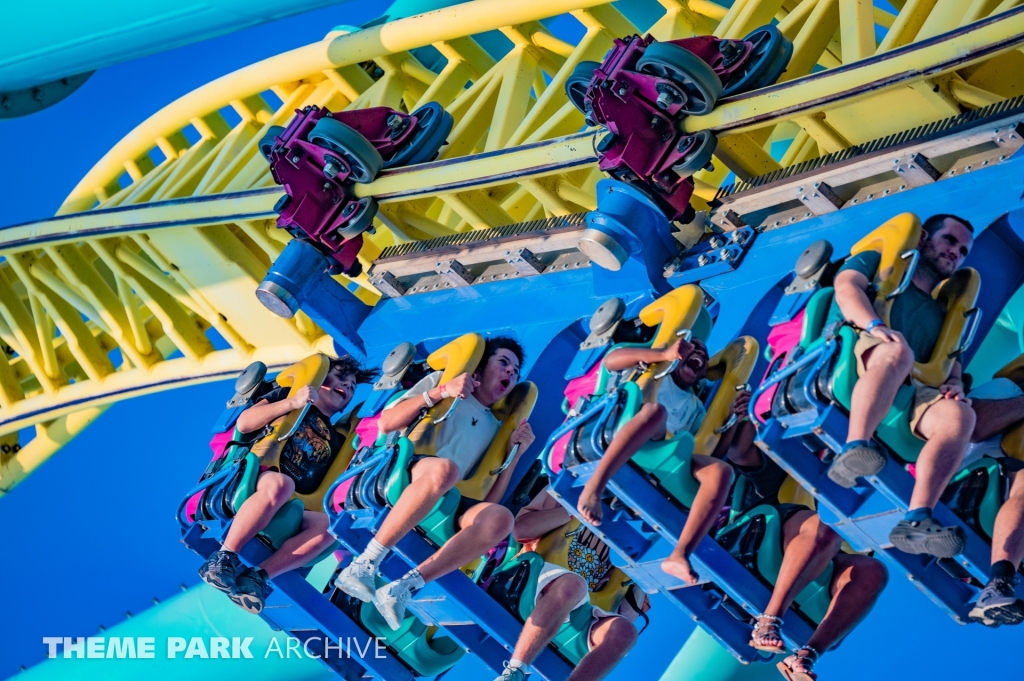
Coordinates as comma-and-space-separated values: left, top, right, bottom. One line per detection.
2, 0, 1022, 494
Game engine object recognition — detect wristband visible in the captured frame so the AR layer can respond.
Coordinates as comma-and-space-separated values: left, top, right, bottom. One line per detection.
422, 392, 435, 408
440, 387, 451, 400
864, 319, 886, 333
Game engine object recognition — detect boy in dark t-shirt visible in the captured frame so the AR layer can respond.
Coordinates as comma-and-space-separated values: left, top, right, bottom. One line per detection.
825, 214, 977, 559
198, 355, 379, 615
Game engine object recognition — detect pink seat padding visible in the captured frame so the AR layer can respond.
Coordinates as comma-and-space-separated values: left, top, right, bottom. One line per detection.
564, 361, 603, 411
754, 309, 806, 423
208, 428, 234, 460
355, 414, 382, 450
184, 491, 203, 524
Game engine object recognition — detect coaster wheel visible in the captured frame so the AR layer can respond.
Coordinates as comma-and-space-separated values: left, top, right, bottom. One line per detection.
671, 130, 718, 178
636, 42, 722, 115
337, 197, 379, 240
721, 25, 793, 97
565, 61, 601, 116
308, 117, 384, 183
258, 125, 285, 161
384, 102, 454, 168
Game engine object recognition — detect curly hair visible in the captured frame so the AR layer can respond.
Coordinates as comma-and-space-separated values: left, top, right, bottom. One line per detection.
328, 355, 381, 385
481, 335, 525, 368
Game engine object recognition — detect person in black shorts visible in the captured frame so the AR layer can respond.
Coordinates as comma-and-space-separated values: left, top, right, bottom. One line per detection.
726, 404, 889, 681
198, 355, 379, 614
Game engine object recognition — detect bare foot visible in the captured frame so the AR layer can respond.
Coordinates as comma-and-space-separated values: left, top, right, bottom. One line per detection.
576, 484, 604, 526
662, 554, 700, 585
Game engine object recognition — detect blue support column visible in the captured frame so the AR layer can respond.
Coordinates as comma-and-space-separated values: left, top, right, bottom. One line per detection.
256, 239, 370, 359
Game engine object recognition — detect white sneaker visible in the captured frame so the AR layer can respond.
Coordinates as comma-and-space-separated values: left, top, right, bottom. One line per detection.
372, 580, 412, 630
335, 559, 376, 602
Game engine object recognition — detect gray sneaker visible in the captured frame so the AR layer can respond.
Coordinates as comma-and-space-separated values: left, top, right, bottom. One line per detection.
198, 550, 243, 594
372, 580, 412, 631
494, 661, 527, 680
889, 516, 966, 558
335, 558, 377, 602
827, 442, 886, 488
970, 577, 1024, 626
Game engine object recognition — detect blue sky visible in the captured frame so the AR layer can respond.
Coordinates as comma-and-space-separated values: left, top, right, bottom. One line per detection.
1, 1, 1021, 679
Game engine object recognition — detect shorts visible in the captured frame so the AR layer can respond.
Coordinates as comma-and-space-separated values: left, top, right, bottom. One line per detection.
534, 562, 621, 651
853, 332, 944, 440
409, 454, 481, 522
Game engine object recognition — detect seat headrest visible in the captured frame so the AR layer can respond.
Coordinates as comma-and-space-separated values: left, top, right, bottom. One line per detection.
427, 333, 486, 382
639, 285, 707, 349
850, 213, 921, 300
995, 353, 1024, 387
794, 240, 833, 279
374, 341, 417, 391
227, 361, 268, 407
581, 297, 626, 350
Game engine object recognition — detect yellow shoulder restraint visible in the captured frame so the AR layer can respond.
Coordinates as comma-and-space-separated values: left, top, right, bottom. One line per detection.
694, 336, 759, 456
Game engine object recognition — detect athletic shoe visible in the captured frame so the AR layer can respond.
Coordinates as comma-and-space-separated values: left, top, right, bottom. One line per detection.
889, 517, 966, 558
335, 558, 377, 602
198, 550, 243, 594
230, 567, 271, 614
372, 580, 412, 631
970, 577, 1024, 626
494, 661, 527, 681
827, 442, 886, 488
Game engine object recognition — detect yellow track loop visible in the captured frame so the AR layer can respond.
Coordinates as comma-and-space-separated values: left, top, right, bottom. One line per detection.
1, 0, 1022, 493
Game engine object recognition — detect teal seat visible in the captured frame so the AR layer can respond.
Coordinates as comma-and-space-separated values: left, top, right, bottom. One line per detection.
797, 288, 923, 462
942, 456, 1005, 540
715, 500, 834, 624
352, 575, 465, 676
383, 435, 464, 548
229, 449, 337, 566
487, 552, 618, 665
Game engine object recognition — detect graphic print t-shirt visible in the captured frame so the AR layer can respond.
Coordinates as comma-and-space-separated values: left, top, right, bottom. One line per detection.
260, 387, 344, 494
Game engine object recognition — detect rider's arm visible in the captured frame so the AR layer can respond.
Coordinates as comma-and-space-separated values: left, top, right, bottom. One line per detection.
514, 490, 571, 542
236, 388, 308, 434
603, 345, 675, 372
483, 421, 535, 504
376, 382, 444, 434
833, 268, 880, 329
723, 419, 762, 467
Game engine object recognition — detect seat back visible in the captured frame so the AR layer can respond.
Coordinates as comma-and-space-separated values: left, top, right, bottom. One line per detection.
458, 381, 538, 500
849, 212, 921, 322
694, 336, 759, 455
249, 354, 331, 468
915, 267, 981, 386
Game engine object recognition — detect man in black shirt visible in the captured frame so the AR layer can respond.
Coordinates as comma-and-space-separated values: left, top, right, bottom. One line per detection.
198, 355, 378, 614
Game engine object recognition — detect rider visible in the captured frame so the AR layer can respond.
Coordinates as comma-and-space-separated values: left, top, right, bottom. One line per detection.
727, 413, 889, 680
198, 355, 379, 614
494, 488, 649, 681
575, 335, 737, 585
964, 377, 1024, 625
824, 214, 976, 558
335, 337, 536, 629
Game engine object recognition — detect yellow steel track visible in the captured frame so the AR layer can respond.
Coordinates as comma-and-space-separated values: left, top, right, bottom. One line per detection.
2, 0, 1023, 493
